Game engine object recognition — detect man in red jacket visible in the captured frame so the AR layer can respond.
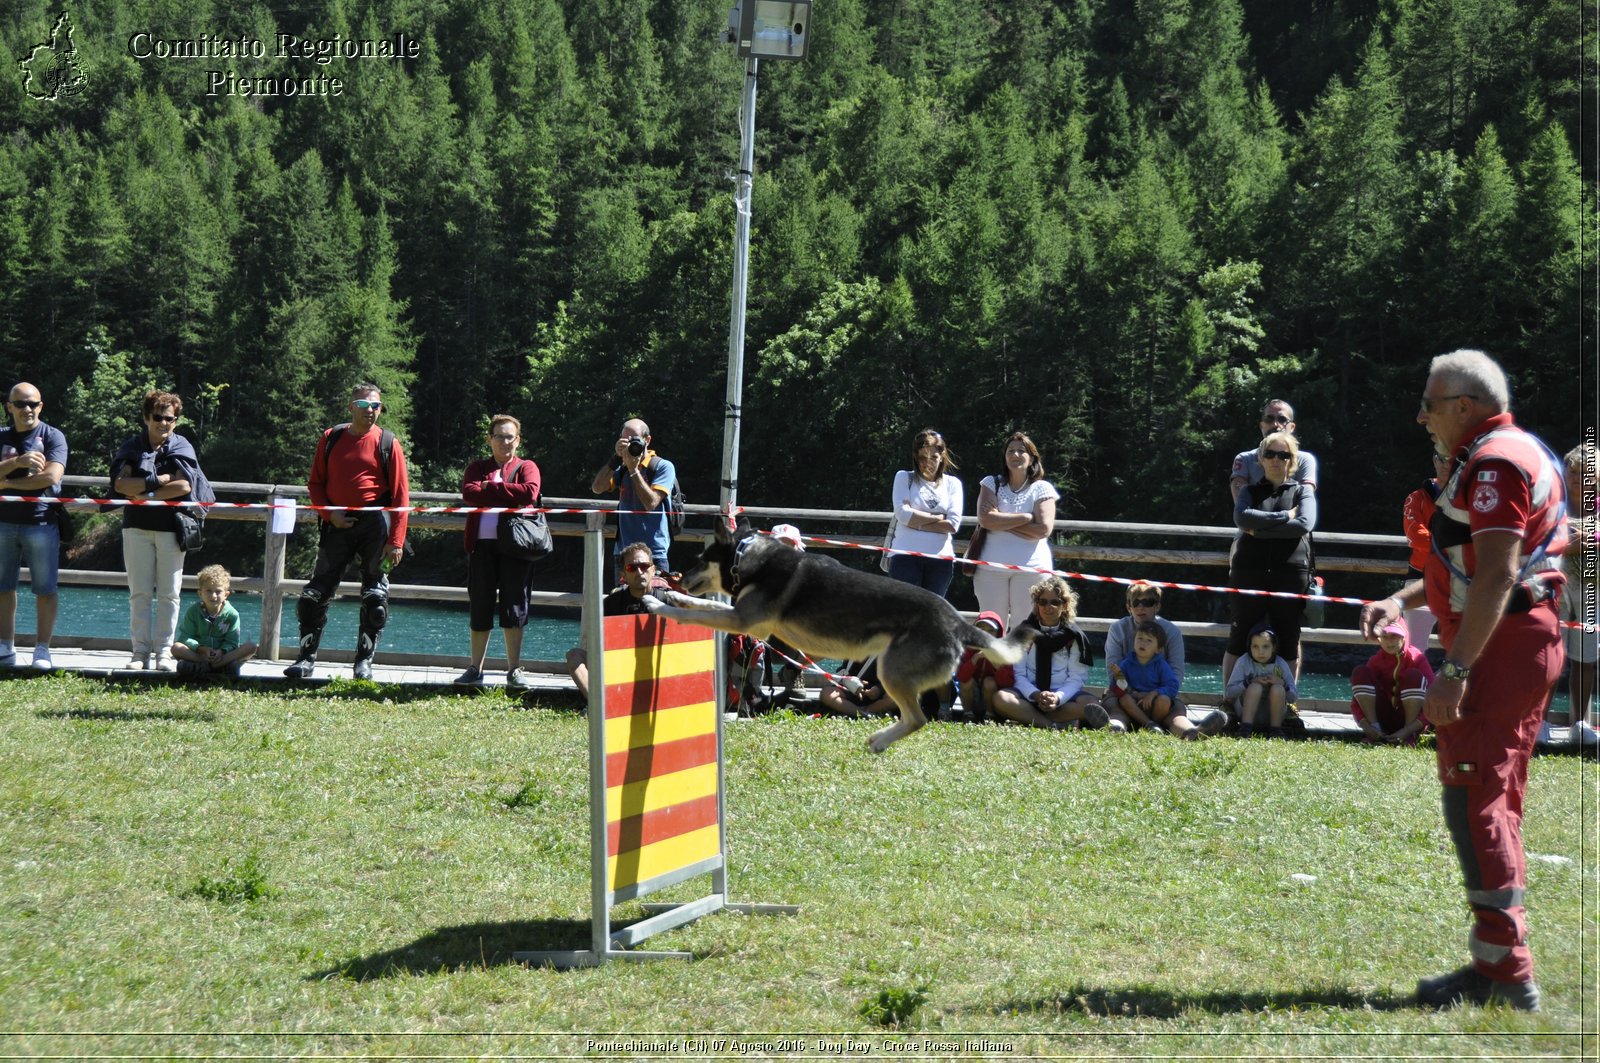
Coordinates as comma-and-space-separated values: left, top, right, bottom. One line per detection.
1361, 349, 1567, 1013
285, 383, 410, 681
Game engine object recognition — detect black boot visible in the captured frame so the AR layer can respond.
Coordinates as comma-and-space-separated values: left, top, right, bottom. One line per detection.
351, 628, 378, 681
284, 629, 321, 679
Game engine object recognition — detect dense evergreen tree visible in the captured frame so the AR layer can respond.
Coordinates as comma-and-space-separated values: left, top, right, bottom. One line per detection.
0, 0, 1588, 553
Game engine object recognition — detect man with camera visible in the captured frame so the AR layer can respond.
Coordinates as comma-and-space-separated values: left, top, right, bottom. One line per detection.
590, 418, 676, 577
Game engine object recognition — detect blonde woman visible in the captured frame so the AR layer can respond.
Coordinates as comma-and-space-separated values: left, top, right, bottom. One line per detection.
990, 575, 1109, 729
1224, 430, 1317, 684
972, 432, 1058, 629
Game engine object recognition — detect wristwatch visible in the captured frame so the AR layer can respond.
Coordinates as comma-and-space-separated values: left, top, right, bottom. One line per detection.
1439, 660, 1472, 681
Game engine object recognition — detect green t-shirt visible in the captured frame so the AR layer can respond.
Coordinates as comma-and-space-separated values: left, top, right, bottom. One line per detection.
175, 599, 241, 653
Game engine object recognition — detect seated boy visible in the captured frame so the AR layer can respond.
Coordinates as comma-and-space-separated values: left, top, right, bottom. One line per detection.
170, 565, 257, 677
955, 611, 1013, 723
1107, 620, 1203, 738
1102, 582, 1222, 734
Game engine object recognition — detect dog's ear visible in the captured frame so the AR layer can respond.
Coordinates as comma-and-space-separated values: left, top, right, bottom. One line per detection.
734, 516, 753, 539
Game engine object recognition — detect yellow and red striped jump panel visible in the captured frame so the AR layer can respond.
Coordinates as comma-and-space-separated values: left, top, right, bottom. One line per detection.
600, 614, 721, 892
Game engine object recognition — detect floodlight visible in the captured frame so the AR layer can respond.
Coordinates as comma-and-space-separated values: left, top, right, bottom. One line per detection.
727, 1, 810, 61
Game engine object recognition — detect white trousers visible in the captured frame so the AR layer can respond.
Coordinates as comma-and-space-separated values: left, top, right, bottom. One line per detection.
123, 527, 184, 657
973, 566, 1043, 633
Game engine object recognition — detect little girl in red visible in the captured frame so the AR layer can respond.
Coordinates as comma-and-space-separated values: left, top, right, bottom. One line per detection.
1351, 616, 1434, 744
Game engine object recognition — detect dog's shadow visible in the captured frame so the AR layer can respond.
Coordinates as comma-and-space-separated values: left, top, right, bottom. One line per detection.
309, 918, 699, 980
977, 983, 1414, 1018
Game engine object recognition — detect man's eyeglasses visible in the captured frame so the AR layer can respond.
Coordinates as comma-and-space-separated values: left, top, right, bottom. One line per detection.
624, 561, 655, 574
9, 400, 41, 410
1261, 414, 1290, 425
491, 434, 517, 443
352, 399, 382, 411
1131, 597, 1159, 608
150, 414, 178, 424
1261, 448, 1293, 461
1036, 597, 1065, 607
1419, 393, 1477, 414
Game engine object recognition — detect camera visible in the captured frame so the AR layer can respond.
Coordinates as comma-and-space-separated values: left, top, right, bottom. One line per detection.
627, 438, 647, 458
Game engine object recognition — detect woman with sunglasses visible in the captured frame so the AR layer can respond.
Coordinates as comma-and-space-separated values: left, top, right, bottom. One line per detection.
885, 428, 964, 599
458, 414, 543, 688
989, 576, 1109, 730
1225, 430, 1318, 692
110, 391, 204, 671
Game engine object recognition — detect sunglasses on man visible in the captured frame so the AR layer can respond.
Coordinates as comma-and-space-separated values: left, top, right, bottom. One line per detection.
9, 400, 41, 410
352, 399, 382, 411
624, 561, 655, 574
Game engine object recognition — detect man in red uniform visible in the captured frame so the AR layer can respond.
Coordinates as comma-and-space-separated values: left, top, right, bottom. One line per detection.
1361, 350, 1566, 1012
285, 383, 410, 681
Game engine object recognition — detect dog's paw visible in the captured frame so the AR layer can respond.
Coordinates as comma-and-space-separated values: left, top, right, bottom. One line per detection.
638, 594, 665, 614
867, 728, 895, 754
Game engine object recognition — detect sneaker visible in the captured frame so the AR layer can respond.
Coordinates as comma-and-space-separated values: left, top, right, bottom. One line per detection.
152, 652, 177, 673
1107, 719, 1128, 734
1238, 723, 1255, 739
351, 658, 374, 681
0, 641, 13, 667
1197, 708, 1228, 736
1416, 965, 1541, 1012
454, 667, 483, 685
506, 667, 534, 691
125, 655, 149, 671
1536, 720, 1554, 746
1569, 720, 1599, 748
1268, 726, 1287, 740
284, 658, 316, 680
1082, 703, 1111, 730
30, 646, 53, 671
1145, 724, 1166, 735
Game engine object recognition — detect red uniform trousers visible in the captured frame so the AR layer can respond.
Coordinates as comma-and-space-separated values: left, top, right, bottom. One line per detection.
1434, 602, 1562, 984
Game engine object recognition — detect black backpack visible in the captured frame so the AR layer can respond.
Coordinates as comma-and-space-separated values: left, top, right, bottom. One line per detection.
666, 478, 686, 538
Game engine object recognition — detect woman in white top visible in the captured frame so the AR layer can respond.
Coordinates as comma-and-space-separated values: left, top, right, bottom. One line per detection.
886, 428, 964, 599
972, 431, 1059, 629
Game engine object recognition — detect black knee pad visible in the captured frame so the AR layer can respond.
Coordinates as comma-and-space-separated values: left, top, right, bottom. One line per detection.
296, 589, 329, 629
360, 592, 388, 633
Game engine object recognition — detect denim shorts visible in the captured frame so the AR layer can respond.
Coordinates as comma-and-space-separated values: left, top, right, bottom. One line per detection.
0, 521, 60, 594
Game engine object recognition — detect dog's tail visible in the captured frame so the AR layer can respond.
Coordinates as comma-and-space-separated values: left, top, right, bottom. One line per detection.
965, 622, 1036, 665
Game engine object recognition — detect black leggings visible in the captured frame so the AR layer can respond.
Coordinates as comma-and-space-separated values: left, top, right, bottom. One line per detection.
1226, 565, 1309, 662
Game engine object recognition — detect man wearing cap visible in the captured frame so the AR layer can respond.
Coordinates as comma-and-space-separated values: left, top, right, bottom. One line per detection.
284, 383, 410, 681
1361, 349, 1567, 1012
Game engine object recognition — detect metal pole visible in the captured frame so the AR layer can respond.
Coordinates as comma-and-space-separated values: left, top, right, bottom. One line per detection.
719, 56, 759, 516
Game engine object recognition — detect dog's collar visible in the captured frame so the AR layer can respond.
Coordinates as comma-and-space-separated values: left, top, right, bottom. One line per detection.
729, 533, 759, 593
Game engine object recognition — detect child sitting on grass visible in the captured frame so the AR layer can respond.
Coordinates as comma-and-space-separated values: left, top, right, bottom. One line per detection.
819, 657, 895, 718
1107, 620, 1203, 739
1226, 625, 1297, 738
170, 565, 257, 677
955, 610, 1014, 723
1351, 616, 1433, 745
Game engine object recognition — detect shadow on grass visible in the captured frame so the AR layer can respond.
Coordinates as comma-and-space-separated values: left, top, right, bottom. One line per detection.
312, 918, 685, 980
980, 983, 1415, 1018
35, 705, 218, 723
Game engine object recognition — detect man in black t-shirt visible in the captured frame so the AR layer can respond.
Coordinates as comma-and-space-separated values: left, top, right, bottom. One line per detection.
566, 541, 667, 701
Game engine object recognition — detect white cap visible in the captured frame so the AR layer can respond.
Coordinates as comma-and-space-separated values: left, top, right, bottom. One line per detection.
771, 523, 804, 549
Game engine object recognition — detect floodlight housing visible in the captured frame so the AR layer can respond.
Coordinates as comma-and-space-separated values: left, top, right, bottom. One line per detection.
727, 1, 810, 61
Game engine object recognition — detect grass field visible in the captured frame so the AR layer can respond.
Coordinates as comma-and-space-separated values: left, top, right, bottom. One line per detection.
0, 671, 1594, 1061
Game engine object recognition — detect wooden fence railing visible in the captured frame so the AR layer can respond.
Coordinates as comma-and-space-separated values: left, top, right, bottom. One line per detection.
35, 475, 1412, 668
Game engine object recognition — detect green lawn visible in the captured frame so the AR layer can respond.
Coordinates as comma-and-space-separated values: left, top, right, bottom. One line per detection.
0, 672, 1593, 1060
